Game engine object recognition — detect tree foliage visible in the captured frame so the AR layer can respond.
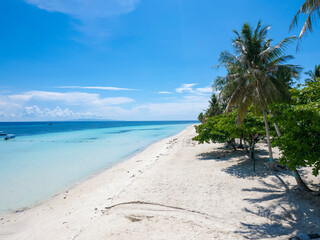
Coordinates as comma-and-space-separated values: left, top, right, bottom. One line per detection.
194, 111, 239, 146
198, 112, 205, 123
197, 94, 223, 123
193, 109, 268, 158
205, 94, 223, 119
305, 64, 320, 83
241, 111, 266, 149
271, 79, 320, 176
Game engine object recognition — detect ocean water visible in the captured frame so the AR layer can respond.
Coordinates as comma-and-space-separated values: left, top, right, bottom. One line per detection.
0, 121, 195, 213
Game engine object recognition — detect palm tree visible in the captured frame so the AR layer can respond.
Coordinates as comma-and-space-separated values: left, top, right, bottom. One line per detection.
216, 21, 300, 171
205, 94, 222, 119
305, 65, 320, 83
198, 112, 205, 123
290, 0, 320, 41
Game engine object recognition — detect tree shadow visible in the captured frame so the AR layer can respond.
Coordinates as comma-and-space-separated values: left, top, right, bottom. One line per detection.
237, 178, 320, 239
221, 146, 294, 179
224, 159, 270, 178
197, 144, 320, 238
197, 146, 286, 178
221, 151, 292, 179
196, 148, 249, 162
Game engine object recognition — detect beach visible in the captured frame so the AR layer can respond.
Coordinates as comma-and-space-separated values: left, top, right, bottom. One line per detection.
0, 125, 319, 240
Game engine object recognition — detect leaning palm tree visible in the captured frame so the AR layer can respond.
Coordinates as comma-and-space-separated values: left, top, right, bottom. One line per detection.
216, 21, 300, 171
290, 0, 320, 41
305, 65, 320, 83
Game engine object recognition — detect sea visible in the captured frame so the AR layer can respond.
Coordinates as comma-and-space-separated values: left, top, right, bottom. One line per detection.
0, 121, 195, 213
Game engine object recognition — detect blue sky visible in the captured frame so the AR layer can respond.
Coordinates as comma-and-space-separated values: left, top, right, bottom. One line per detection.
0, 0, 319, 121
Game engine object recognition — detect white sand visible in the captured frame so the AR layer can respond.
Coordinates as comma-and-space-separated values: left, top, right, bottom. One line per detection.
0, 125, 319, 240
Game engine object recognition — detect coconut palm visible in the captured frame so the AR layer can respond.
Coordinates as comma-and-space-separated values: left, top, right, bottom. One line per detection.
305, 65, 320, 83
290, 0, 320, 40
216, 21, 300, 171
205, 94, 222, 118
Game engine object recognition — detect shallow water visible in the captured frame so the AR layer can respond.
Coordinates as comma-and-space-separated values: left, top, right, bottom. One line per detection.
0, 121, 194, 213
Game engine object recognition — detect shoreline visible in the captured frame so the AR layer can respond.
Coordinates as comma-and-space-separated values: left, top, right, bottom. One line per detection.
0, 124, 194, 216
1, 124, 319, 239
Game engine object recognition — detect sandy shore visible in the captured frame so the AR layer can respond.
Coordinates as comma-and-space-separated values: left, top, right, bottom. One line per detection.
0, 125, 319, 240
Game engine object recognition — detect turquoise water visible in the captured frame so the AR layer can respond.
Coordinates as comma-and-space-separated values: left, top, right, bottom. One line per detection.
0, 122, 193, 213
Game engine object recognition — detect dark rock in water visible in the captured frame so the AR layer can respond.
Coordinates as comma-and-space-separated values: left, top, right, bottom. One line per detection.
290, 233, 315, 240
4, 134, 15, 140
298, 233, 311, 240
309, 233, 320, 239
86, 137, 98, 140
15, 209, 25, 213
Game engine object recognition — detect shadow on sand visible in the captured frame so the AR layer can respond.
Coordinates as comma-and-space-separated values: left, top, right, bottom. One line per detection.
197, 147, 283, 178
197, 148, 247, 161
238, 178, 320, 239
196, 145, 320, 238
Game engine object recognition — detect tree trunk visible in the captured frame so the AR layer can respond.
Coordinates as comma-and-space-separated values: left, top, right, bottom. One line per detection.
292, 169, 312, 192
227, 139, 236, 151
262, 108, 276, 171
250, 142, 255, 172
231, 139, 236, 151
239, 138, 244, 149
269, 111, 282, 137
243, 139, 249, 153
274, 122, 282, 137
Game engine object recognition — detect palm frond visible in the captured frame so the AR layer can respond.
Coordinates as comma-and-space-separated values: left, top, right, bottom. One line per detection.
290, 0, 320, 41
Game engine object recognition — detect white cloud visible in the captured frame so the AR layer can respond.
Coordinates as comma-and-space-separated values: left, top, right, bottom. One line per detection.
45, 107, 75, 118
0, 91, 135, 120
0, 95, 24, 113
195, 87, 212, 93
176, 83, 197, 93
9, 91, 133, 106
23, 105, 42, 117
100, 97, 134, 105
138, 94, 210, 120
0, 83, 213, 120
22, 105, 98, 119
158, 91, 172, 94
175, 84, 213, 95
24, 0, 140, 18
0, 112, 7, 118
24, 0, 140, 42
8, 94, 32, 102
58, 86, 136, 91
